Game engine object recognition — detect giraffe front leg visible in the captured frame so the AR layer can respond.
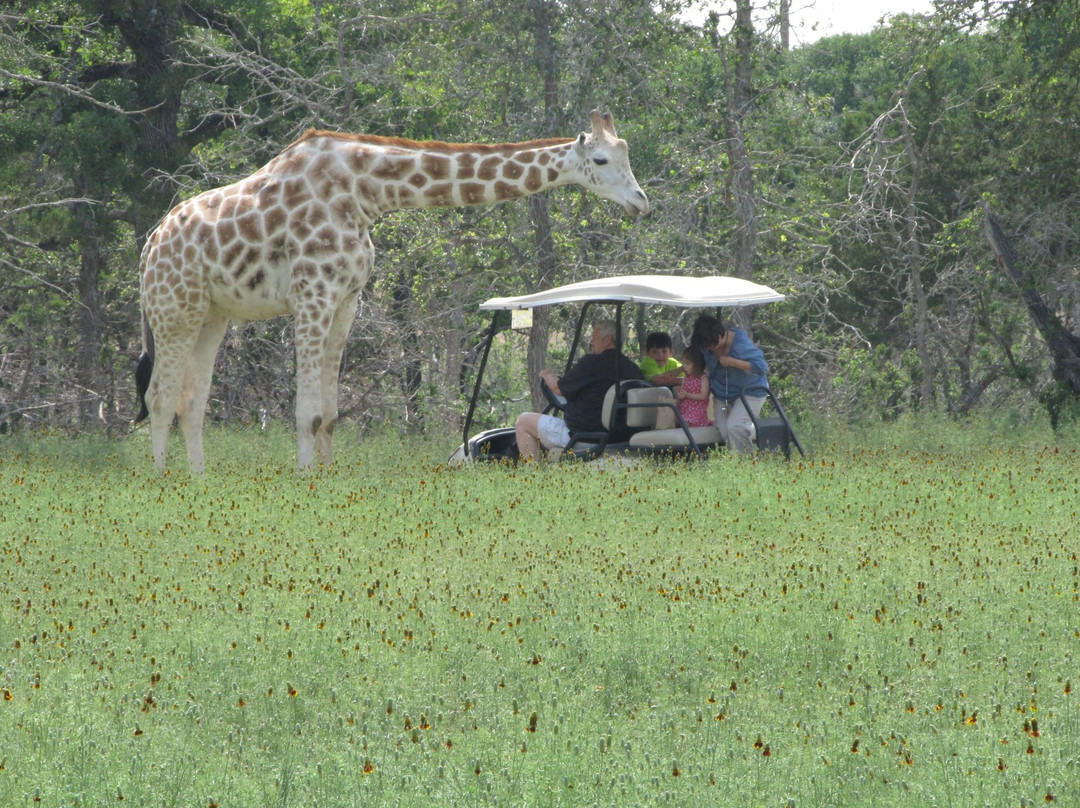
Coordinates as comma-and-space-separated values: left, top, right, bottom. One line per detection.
176, 315, 228, 473
294, 311, 327, 469
315, 295, 361, 465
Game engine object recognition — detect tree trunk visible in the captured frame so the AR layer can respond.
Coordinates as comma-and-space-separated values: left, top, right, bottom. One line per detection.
896, 95, 935, 409
983, 204, 1080, 412
392, 269, 424, 429
528, 194, 559, 411
725, 0, 758, 330
525, 0, 561, 412
71, 177, 107, 429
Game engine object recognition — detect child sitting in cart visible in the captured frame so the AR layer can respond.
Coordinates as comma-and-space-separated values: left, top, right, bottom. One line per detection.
639, 332, 683, 387
675, 348, 712, 427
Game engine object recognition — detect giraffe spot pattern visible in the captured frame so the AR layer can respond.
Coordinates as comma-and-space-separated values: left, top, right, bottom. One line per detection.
421, 153, 452, 181
460, 183, 486, 204
217, 219, 238, 247
424, 184, 455, 206
264, 206, 287, 236
525, 166, 542, 192
494, 181, 523, 202
456, 153, 477, 179
477, 156, 501, 181
372, 157, 414, 181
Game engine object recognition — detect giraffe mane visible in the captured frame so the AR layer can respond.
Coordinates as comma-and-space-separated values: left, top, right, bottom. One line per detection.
288, 129, 574, 155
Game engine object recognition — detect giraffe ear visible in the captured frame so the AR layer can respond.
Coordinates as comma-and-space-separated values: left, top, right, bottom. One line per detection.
575, 132, 587, 155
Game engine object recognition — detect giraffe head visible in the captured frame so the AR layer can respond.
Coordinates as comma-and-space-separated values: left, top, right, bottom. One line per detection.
571, 110, 650, 217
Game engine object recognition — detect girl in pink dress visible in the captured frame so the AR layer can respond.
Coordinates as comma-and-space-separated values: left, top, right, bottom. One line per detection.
675, 349, 711, 427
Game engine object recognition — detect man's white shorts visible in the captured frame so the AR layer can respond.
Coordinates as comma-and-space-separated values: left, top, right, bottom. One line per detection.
536, 414, 571, 448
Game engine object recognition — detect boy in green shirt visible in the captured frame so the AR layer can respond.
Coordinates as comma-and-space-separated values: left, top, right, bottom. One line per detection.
639, 332, 683, 387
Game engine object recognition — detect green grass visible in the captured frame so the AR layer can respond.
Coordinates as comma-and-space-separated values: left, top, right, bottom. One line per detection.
1, 423, 1078, 807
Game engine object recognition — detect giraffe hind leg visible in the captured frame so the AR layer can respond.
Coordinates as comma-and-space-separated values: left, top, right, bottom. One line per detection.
145, 339, 194, 470
315, 296, 361, 465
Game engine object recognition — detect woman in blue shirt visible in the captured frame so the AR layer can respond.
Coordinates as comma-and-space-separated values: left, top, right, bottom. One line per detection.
691, 314, 768, 454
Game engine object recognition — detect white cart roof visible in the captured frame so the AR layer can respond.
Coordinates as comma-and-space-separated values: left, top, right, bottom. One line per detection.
479, 274, 785, 311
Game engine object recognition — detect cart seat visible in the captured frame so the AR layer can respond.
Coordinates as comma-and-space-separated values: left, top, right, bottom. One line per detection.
629, 425, 722, 448
589, 382, 725, 455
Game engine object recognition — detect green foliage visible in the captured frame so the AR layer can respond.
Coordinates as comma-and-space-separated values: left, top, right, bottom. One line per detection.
1, 427, 1079, 806
831, 344, 916, 421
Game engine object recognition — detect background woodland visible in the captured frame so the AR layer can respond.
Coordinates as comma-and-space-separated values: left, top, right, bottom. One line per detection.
2, 0, 1079, 439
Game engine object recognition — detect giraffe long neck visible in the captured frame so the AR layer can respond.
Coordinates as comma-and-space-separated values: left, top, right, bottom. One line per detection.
348, 137, 578, 217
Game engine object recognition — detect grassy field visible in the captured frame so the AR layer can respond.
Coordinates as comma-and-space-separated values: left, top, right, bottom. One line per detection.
1, 421, 1078, 807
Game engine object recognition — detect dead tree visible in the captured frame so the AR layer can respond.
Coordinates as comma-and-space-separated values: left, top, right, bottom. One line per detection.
983, 202, 1080, 423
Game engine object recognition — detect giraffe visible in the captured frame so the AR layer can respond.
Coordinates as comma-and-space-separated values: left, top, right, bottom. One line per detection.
134, 110, 649, 471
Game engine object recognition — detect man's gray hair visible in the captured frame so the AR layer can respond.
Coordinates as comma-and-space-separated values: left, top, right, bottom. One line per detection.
593, 319, 617, 342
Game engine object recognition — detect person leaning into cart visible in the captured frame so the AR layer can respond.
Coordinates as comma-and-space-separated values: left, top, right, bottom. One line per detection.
514, 319, 643, 461
690, 313, 769, 454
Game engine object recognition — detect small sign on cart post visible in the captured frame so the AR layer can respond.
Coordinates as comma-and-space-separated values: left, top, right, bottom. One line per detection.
511, 309, 533, 329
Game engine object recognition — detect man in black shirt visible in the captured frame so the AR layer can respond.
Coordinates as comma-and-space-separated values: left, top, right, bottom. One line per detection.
514, 319, 643, 461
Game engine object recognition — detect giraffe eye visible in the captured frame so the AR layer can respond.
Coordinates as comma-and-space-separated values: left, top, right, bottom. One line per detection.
592, 157, 609, 166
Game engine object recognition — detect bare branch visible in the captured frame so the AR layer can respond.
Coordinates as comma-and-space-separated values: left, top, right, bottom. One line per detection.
0, 65, 162, 117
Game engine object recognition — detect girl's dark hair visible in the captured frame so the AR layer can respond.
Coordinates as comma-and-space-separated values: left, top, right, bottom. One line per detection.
681, 348, 704, 374
690, 314, 726, 355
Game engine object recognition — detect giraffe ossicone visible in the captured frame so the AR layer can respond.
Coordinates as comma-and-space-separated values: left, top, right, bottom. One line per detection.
135, 110, 649, 471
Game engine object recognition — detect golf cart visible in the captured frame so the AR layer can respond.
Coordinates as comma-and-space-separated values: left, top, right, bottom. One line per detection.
449, 274, 804, 464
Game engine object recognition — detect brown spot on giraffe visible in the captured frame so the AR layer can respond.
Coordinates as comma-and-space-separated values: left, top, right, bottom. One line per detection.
494, 182, 523, 202
524, 166, 542, 192
502, 161, 524, 181
460, 183, 486, 205
456, 153, 477, 179
264, 206, 287, 236
421, 153, 452, 181
282, 178, 311, 210
424, 184, 455, 206
217, 219, 238, 247
477, 156, 501, 181
237, 213, 262, 243
372, 157, 414, 181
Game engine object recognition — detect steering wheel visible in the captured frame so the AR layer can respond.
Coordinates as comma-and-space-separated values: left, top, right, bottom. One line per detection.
539, 377, 567, 412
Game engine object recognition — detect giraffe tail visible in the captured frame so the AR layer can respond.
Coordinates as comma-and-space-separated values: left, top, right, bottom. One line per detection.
134, 350, 153, 424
